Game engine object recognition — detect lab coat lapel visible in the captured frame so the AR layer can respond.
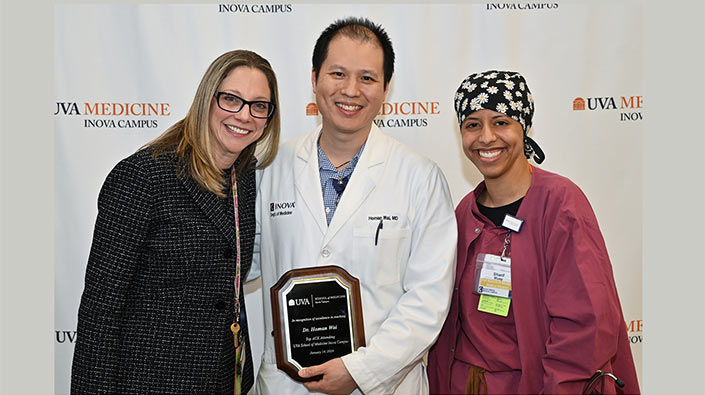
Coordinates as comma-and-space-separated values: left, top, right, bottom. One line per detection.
324, 126, 385, 245
294, 128, 328, 235
181, 167, 236, 245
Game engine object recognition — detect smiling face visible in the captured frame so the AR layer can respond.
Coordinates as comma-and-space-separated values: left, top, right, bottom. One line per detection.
461, 109, 528, 181
209, 66, 271, 169
312, 35, 388, 138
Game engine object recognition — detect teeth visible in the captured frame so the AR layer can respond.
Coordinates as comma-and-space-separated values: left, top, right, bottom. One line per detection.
337, 103, 362, 111
226, 125, 249, 135
478, 149, 502, 159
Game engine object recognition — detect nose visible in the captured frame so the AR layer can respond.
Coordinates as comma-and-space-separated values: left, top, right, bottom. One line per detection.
234, 103, 254, 122
340, 78, 360, 97
478, 124, 496, 144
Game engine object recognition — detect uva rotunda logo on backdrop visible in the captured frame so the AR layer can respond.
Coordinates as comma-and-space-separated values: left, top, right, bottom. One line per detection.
572, 95, 643, 122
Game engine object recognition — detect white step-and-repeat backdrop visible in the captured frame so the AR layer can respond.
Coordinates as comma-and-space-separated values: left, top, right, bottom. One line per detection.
55, 3, 643, 393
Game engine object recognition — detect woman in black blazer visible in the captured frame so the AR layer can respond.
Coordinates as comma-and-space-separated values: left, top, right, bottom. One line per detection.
71, 50, 281, 394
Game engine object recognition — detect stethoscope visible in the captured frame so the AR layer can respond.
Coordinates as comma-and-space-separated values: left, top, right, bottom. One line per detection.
582, 370, 625, 394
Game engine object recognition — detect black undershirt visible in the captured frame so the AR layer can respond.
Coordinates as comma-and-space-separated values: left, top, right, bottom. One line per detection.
477, 197, 524, 227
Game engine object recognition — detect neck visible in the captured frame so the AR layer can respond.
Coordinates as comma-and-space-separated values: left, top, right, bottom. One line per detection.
215, 152, 239, 171
480, 161, 532, 207
318, 125, 370, 166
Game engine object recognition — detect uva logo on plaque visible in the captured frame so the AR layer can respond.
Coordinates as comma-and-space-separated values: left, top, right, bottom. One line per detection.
288, 298, 312, 307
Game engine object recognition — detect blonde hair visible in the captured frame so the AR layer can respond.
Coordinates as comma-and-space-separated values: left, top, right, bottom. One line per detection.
147, 50, 281, 197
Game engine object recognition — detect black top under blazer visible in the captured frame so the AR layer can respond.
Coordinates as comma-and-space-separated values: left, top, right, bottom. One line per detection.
71, 147, 256, 394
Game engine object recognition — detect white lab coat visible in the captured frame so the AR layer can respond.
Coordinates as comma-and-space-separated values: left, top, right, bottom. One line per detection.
251, 125, 457, 394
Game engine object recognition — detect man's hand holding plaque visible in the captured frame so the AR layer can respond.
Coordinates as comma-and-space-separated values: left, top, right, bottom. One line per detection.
270, 265, 365, 383
298, 357, 358, 393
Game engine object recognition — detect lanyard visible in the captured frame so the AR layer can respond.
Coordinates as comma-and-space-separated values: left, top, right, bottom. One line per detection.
230, 168, 242, 346
229, 167, 246, 395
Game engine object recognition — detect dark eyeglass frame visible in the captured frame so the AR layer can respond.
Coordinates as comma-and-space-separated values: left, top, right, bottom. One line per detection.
214, 91, 276, 119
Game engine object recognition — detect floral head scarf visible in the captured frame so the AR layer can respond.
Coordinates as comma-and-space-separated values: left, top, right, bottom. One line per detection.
454, 70, 545, 164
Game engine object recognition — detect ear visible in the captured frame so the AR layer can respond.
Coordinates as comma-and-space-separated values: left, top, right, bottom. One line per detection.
311, 68, 318, 94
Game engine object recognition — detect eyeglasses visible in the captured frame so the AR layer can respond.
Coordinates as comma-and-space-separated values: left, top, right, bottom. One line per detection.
214, 92, 275, 119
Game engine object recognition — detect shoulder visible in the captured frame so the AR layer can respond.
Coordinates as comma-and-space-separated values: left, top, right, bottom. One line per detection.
96, 149, 159, 210
375, 132, 443, 183
102, 147, 179, 193
455, 187, 480, 219
279, 135, 303, 158
531, 167, 589, 203
262, 130, 318, 182
273, 131, 315, 164
112, 146, 177, 174
256, 131, 310, 191
379, 132, 433, 164
528, 167, 596, 222
457, 188, 479, 210
105, 148, 154, 185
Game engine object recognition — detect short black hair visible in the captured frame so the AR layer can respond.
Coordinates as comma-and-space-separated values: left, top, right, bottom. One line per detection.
312, 17, 395, 87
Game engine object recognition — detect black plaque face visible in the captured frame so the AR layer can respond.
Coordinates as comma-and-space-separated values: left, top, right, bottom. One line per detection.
270, 266, 365, 382
283, 277, 353, 368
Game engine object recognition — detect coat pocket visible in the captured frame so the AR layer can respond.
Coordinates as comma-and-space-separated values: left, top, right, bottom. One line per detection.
134, 248, 196, 302
353, 226, 410, 286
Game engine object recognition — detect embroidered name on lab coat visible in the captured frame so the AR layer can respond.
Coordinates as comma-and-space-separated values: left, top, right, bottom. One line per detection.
270, 201, 296, 217
368, 215, 399, 221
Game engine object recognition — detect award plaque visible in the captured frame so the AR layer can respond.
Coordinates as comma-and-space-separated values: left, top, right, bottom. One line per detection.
270, 265, 365, 382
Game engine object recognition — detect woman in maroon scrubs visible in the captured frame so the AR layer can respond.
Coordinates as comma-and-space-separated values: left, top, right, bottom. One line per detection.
428, 71, 639, 395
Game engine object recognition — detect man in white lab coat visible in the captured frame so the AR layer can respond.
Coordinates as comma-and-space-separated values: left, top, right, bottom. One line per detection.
252, 17, 457, 394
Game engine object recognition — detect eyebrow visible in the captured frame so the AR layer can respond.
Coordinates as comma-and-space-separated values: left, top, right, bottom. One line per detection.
467, 114, 509, 121
220, 89, 270, 102
327, 64, 380, 78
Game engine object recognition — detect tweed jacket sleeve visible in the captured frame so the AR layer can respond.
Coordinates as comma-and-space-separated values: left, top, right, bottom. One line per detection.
71, 154, 153, 393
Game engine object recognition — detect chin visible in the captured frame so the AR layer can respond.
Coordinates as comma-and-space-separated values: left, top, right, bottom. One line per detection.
475, 166, 504, 180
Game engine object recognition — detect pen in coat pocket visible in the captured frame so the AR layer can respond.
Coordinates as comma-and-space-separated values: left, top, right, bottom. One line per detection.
375, 218, 383, 246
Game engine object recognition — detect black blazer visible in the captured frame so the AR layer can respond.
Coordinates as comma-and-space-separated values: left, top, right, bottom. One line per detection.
71, 147, 256, 394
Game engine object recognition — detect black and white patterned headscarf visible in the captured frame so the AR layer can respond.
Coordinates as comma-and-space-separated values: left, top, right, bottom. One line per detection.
454, 70, 545, 164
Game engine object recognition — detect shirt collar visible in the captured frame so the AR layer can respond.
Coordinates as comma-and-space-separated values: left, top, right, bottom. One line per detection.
317, 133, 366, 172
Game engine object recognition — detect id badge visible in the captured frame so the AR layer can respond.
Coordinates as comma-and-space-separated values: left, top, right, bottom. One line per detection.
473, 253, 512, 298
